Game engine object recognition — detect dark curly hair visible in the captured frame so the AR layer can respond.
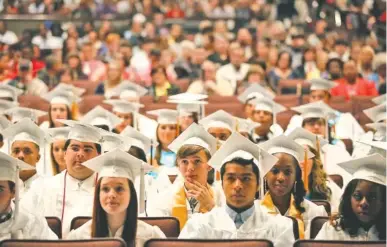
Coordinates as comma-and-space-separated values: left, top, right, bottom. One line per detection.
331, 179, 386, 240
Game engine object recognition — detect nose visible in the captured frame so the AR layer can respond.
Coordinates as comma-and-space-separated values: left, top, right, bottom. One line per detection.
276, 172, 285, 182
359, 197, 369, 208
187, 161, 195, 172
17, 152, 25, 160
108, 190, 117, 198
234, 179, 243, 190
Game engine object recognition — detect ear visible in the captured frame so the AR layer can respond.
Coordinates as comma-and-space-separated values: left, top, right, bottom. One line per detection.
206, 164, 212, 172
37, 154, 41, 162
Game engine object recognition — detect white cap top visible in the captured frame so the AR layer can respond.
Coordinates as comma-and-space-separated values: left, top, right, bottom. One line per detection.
133, 13, 146, 23
147, 109, 178, 125
81, 106, 122, 131
43, 90, 80, 107
338, 153, 386, 186
101, 132, 132, 153
0, 99, 18, 113
237, 84, 275, 103
236, 118, 260, 133
208, 132, 278, 177
364, 103, 387, 123
120, 125, 154, 154
82, 149, 151, 181
0, 115, 11, 130
292, 101, 336, 119
357, 140, 387, 151
308, 78, 337, 91
176, 103, 202, 117
258, 135, 314, 163
104, 99, 143, 114
57, 120, 103, 144
54, 83, 86, 97
372, 95, 386, 105
107, 81, 148, 100
0, 152, 34, 182
168, 93, 208, 102
3, 118, 49, 146
199, 110, 237, 132
287, 127, 328, 149
168, 123, 217, 155
47, 127, 71, 142
251, 97, 287, 114
5, 107, 47, 124
366, 123, 386, 141
0, 85, 23, 101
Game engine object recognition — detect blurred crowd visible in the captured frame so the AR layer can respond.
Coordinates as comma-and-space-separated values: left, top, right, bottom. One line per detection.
0, 0, 384, 99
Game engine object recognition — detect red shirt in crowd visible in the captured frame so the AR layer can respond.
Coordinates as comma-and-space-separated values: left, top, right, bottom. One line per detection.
331, 77, 378, 100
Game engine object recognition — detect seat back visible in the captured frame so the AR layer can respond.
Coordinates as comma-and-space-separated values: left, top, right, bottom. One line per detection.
138, 217, 180, 238
294, 240, 386, 247
311, 200, 331, 215
145, 239, 274, 247
45, 217, 62, 239
70, 216, 91, 231
286, 216, 300, 240
309, 216, 329, 239
0, 239, 126, 247
328, 174, 343, 188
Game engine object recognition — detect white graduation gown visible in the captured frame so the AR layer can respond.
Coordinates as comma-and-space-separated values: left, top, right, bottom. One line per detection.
66, 219, 166, 247
258, 198, 328, 239
321, 144, 352, 186
146, 179, 225, 218
19, 174, 43, 198
20, 170, 96, 238
0, 202, 58, 240
179, 204, 295, 247
315, 222, 380, 240
327, 177, 343, 214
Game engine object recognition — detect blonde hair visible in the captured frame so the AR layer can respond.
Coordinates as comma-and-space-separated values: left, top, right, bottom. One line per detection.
308, 145, 332, 201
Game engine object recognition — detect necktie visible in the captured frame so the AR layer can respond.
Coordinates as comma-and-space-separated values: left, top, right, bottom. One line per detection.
188, 197, 198, 213
234, 213, 243, 229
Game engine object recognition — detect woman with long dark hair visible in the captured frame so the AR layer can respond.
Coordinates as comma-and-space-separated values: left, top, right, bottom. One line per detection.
258, 135, 328, 239
67, 149, 166, 246
316, 153, 386, 240
41, 90, 75, 129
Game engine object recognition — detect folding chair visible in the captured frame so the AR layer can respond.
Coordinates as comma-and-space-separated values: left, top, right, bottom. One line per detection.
139, 217, 180, 238
45, 217, 62, 239
145, 239, 274, 247
70, 216, 91, 231
309, 216, 329, 239
0, 239, 126, 247
311, 200, 331, 215
294, 240, 386, 247
286, 216, 300, 240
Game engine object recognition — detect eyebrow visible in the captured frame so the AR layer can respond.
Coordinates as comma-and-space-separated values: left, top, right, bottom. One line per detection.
225, 173, 253, 176
83, 145, 96, 149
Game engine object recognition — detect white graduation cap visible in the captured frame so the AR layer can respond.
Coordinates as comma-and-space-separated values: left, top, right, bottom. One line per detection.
364, 103, 387, 123
357, 140, 387, 151
2, 118, 48, 146
168, 93, 208, 102
82, 148, 152, 213
251, 97, 286, 114
0, 99, 18, 113
208, 132, 278, 178
287, 127, 328, 149
168, 123, 217, 155
307, 78, 337, 91
81, 106, 122, 131
101, 132, 132, 153
372, 95, 386, 105
291, 101, 336, 120
104, 99, 143, 114
54, 83, 86, 97
146, 109, 178, 125
42, 90, 80, 107
338, 153, 386, 186
120, 125, 155, 154
236, 117, 260, 133
0, 152, 34, 235
168, 98, 208, 119
107, 81, 148, 100
57, 119, 103, 144
5, 107, 47, 124
237, 84, 275, 104
258, 135, 314, 163
47, 127, 71, 142
199, 110, 237, 132
0, 84, 23, 101
366, 122, 386, 141
0, 115, 11, 130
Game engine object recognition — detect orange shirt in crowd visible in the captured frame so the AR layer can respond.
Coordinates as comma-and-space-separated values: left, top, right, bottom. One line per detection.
331, 77, 378, 100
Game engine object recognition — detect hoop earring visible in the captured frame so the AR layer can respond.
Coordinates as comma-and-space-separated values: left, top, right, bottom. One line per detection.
293, 181, 297, 194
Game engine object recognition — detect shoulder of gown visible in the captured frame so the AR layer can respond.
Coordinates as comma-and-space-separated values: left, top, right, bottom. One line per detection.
66, 220, 92, 240
136, 220, 166, 240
